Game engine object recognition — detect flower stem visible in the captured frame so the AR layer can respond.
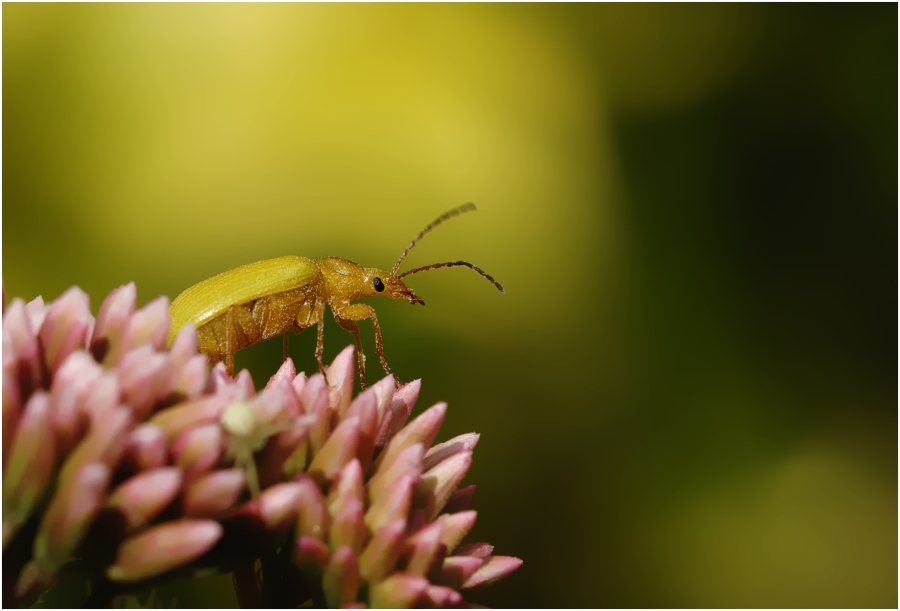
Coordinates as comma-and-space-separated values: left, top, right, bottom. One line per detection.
83, 577, 116, 609
232, 559, 261, 608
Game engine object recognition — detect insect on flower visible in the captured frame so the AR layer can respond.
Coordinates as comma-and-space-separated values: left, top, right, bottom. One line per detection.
168, 204, 504, 388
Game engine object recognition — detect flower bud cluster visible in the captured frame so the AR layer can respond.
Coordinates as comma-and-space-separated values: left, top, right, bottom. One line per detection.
2, 283, 520, 607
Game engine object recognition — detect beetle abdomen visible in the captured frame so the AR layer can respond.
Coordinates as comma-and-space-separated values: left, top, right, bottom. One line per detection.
168, 256, 320, 344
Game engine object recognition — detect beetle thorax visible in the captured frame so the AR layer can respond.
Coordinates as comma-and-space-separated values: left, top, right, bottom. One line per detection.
315, 256, 377, 303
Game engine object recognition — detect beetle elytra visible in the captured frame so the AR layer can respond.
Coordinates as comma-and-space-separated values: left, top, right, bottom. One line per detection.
167, 203, 504, 388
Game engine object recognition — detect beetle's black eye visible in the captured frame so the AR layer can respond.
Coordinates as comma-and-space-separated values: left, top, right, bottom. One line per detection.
373, 277, 385, 292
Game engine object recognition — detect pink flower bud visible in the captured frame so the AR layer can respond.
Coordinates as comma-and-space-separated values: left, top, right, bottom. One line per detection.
107, 519, 222, 583
436, 511, 478, 556
40, 287, 92, 376
359, 518, 406, 582
369, 573, 429, 609
386, 379, 422, 441
3, 392, 56, 546
459, 556, 523, 591
33, 463, 110, 574
326, 345, 355, 416
171, 424, 222, 477
121, 423, 167, 472
308, 416, 360, 485
423, 433, 480, 472
323, 546, 361, 608
294, 474, 329, 542
327, 459, 364, 516
420, 451, 473, 521
183, 469, 246, 518
330, 497, 365, 555
436, 556, 483, 590
106, 467, 182, 532
367, 443, 424, 503
403, 521, 445, 577
295, 535, 329, 568
374, 402, 447, 472
365, 473, 414, 532
91, 283, 136, 365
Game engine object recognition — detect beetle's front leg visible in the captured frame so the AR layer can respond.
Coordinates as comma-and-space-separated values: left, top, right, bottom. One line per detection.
332, 302, 398, 387
334, 315, 367, 390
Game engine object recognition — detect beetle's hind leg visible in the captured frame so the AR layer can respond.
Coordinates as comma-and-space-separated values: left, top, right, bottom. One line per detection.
226, 306, 235, 376
334, 315, 367, 390
215, 304, 259, 377
312, 302, 327, 377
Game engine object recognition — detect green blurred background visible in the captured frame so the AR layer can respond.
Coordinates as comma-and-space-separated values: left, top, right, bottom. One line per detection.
4, 3, 897, 608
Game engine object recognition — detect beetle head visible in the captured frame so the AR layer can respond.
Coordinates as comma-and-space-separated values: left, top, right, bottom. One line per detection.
362, 267, 425, 305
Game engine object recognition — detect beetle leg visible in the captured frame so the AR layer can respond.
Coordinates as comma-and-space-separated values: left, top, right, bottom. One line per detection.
313, 302, 327, 376
332, 303, 398, 386
334, 315, 367, 390
216, 304, 258, 377
283, 333, 290, 362
226, 305, 235, 377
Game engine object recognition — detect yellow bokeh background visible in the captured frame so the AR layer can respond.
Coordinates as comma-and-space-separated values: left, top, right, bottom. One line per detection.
4, 4, 896, 608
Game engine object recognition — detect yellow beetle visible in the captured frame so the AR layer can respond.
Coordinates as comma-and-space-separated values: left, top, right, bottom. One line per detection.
168, 204, 504, 388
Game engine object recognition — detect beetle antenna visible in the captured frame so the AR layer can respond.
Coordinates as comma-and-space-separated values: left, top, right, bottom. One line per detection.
397, 261, 506, 293
391, 203, 478, 275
